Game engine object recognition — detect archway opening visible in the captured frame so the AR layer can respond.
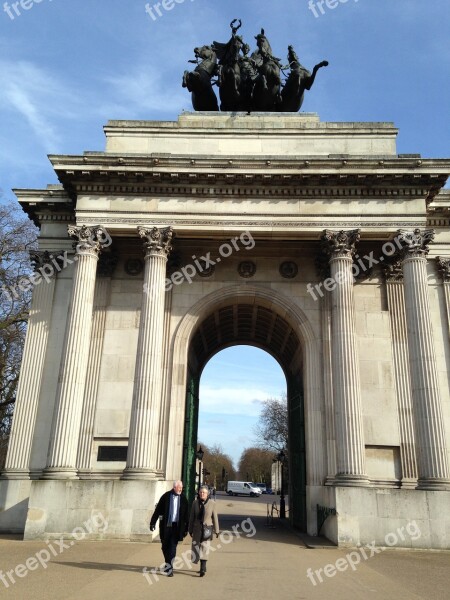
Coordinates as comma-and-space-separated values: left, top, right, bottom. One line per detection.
181, 300, 307, 530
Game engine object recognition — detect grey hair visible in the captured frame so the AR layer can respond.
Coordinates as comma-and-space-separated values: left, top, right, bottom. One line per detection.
173, 480, 183, 487
199, 485, 209, 493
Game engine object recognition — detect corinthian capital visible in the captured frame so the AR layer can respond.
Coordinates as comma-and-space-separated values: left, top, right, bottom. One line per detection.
321, 229, 361, 260
30, 250, 64, 273
397, 228, 435, 259
138, 226, 173, 259
436, 256, 450, 282
382, 259, 404, 282
68, 225, 111, 257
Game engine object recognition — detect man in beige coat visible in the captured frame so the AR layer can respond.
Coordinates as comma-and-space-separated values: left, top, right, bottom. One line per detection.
189, 485, 220, 577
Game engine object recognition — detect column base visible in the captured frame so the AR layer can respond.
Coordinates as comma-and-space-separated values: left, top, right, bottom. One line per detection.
41, 468, 79, 480
400, 478, 419, 489
78, 469, 96, 480
0, 469, 31, 480
121, 468, 163, 480
417, 478, 450, 491
333, 474, 370, 487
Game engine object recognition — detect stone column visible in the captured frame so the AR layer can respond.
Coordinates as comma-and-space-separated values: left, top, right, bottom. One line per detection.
156, 287, 174, 472
321, 229, 369, 485
122, 226, 173, 480
2, 252, 60, 479
398, 229, 450, 490
77, 252, 117, 477
321, 291, 337, 483
383, 261, 418, 486
42, 226, 107, 479
436, 257, 450, 340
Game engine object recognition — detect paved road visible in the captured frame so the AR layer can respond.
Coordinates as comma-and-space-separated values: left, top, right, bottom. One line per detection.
0, 494, 449, 600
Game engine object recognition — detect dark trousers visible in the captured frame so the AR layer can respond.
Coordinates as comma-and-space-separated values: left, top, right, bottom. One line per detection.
161, 523, 179, 570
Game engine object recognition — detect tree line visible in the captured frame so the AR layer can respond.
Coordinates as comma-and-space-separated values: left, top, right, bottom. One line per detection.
199, 394, 288, 489
0, 198, 37, 469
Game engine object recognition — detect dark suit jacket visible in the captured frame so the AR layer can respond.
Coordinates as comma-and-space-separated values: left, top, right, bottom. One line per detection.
150, 490, 189, 542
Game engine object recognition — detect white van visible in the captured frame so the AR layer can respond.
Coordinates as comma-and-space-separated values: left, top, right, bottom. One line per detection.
226, 481, 262, 497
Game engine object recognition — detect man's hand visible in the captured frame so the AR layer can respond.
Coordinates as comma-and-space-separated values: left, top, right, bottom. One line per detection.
150, 526, 155, 532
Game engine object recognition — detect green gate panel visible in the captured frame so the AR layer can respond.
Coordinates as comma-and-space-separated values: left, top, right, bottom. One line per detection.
182, 371, 200, 508
288, 376, 307, 531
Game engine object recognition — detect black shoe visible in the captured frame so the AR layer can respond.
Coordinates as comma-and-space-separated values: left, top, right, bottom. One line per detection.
199, 559, 206, 576
167, 570, 174, 577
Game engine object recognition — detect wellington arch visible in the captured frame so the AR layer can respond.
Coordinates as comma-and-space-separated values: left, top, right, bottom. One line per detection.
1, 111, 450, 549
168, 284, 324, 533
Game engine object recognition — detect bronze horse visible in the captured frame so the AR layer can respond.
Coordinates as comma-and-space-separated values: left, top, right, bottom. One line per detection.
182, 46, 219, 112
251, 30, 283, 112
213, 19, 244, 111
281, 46, 328, 112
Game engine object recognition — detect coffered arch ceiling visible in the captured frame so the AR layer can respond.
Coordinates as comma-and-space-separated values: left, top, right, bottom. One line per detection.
189, 301, 302, 378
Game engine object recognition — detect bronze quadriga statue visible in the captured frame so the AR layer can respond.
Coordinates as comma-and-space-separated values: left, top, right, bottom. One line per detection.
182, 20, 328, 113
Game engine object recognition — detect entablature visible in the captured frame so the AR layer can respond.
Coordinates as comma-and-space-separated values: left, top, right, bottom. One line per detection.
13, 185, 74, 227
48, 154, 448, 204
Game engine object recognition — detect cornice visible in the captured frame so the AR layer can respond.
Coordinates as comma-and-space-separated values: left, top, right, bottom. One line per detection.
13, 187, 74, 227
75, 216, 425, 232
68, 182, 437, 200
427, 189, 450, 226
49, 153, 449, 174
47, 155, 448, 204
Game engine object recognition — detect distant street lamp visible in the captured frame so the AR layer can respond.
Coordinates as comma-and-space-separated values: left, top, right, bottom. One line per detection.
196, 446, 204, 490
276, 450, 286, 519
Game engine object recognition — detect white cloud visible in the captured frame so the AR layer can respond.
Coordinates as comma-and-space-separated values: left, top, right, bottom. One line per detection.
0, 60, 79, 152
103, 66, 187, 114
199, 385, 268, 417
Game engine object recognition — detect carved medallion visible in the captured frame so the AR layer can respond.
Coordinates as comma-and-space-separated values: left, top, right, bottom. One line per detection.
279, 261, 298, 279
124, 258, 144, 276
197, 260, 215, 278
238, 261, 256, 278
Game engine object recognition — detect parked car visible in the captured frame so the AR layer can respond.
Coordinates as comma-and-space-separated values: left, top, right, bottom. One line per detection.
226, 481, 262, 497
265, 488, 274, 495
255, 483, 267, 494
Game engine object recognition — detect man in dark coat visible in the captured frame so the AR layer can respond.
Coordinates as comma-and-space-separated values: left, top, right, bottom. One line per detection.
150, 480, 189, 576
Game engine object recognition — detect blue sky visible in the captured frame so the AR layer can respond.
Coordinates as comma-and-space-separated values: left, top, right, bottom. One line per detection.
199, 347, 286, 467
1, 0, 449, 467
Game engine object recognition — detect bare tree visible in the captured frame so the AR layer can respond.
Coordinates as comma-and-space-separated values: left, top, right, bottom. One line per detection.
237, 447, 274, 483
0, 197, 38, 468
198, 442, 236, 490
253, 393, 288, 454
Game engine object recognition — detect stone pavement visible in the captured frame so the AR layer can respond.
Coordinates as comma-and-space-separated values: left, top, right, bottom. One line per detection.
0, 495, 449, 600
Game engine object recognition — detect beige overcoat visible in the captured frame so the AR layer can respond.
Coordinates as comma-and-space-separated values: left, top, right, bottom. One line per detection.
189, 498, 220, 561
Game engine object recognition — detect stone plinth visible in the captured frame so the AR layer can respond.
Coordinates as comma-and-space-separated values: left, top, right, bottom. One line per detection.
321, 486, 450, 550
104, 113, 398, 157
24, 479, 166, 541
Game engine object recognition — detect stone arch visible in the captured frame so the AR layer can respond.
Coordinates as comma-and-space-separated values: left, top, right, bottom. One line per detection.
165, 284, 326, 511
